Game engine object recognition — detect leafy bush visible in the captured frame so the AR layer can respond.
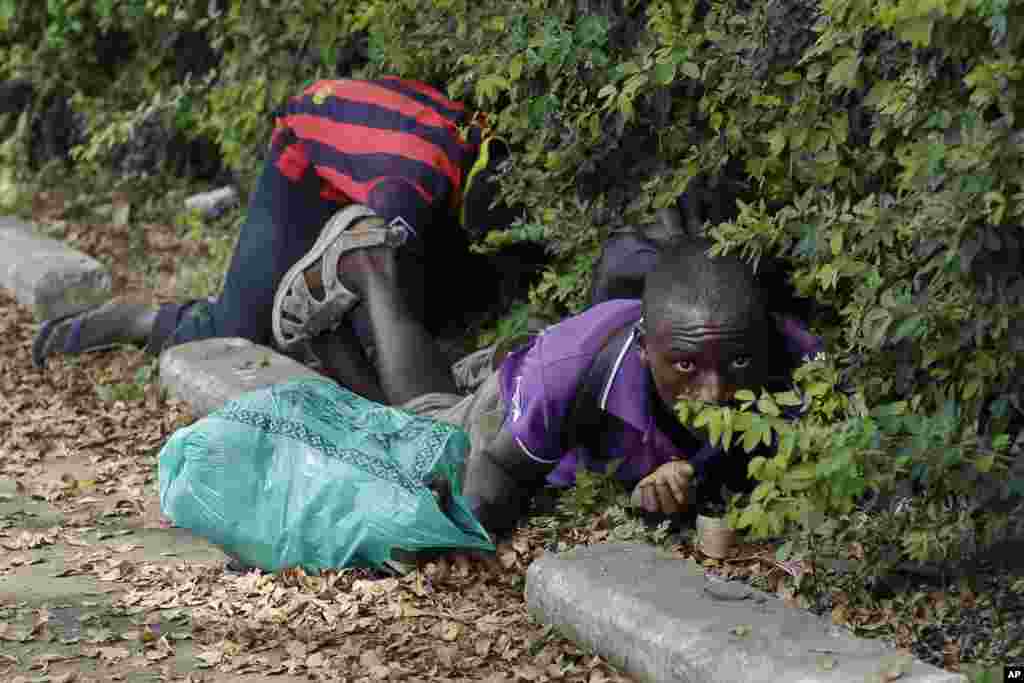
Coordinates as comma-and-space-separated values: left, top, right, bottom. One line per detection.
1, 0, 1022, 578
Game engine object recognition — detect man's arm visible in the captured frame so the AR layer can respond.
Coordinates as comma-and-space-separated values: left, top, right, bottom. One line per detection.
463, 428, 557, 536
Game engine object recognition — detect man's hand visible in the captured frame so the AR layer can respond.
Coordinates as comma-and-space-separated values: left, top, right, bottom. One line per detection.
631, 460, 695, 514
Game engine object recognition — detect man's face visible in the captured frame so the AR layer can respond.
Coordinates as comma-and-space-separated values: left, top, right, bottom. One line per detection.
640, 310, 768, 409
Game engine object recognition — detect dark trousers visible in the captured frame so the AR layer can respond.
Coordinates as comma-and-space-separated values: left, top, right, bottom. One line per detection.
153, 156, 343, 350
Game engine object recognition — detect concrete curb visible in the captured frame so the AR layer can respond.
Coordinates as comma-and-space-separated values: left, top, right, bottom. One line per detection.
525, 543, 966, 683
159, 337, 321, 417
0, 216, 111, 321
184, 186, 239, 220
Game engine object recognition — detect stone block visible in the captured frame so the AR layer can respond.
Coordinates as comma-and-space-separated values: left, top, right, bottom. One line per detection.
0, 217, 111, 321
159, 337, 322, 417
184, 186, 239, 220
525, 543, 966, 683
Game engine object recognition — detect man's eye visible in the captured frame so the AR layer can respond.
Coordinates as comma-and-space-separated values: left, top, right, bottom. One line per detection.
731, 356, 752, 369
673, 360, 696, 374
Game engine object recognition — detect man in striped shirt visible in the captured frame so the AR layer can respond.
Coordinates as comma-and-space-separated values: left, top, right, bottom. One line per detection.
33, 77, 521, 401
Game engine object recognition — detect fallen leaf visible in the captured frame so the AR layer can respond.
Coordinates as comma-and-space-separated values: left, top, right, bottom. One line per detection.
475, 637, 493, 657
818, 655, 836, 671
196, 649, 223, 667
499, 550, 518, 569
515, 664, 544, 681
98, 646, 130, 663
30, 652, 68, 669
111, 543, 140, 554
729, 624, 752, 637
436, 645, 458, 668
441, 621, 462, 642
359, 650, 383, 669
0, 622, 30, 642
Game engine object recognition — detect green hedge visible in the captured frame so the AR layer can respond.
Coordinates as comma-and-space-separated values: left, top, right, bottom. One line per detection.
2, 0, 1023, 574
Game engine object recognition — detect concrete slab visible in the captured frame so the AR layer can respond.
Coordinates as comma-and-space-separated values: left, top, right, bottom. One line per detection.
525, 543, 966, 683
184, 186, 239, 220
159, 337, 322, 417
0, 216, 111, 321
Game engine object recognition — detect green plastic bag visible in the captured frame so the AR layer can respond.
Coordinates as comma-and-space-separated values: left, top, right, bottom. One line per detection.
158, 377, 494, 573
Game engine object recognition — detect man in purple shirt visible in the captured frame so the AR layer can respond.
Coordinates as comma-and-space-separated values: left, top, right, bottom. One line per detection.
452, 239, 821, 532
307, 231, 821, 536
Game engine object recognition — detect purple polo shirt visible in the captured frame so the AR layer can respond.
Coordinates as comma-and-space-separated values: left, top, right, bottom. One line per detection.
496, 299, 823, 488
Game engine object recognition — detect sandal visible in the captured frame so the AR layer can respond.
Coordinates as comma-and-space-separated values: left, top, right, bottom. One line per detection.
271, 205, 411, 351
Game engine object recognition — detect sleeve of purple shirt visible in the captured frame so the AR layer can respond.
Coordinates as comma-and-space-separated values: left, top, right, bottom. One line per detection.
497, 301, 646, 470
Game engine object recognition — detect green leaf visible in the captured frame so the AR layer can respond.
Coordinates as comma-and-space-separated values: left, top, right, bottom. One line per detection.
830, 231, 843, 256
776, 71, 801, 86
896, 17, 934, 46
734, 389, 756, 402
652, 61, 676, 86
742, 425, 763, 453
680, 61, 701, 80
925, 110, 951, 129
757, 395, 781, 417
477, 74, 510, 103
676, 400, 691, 425
891, 314, 926, 342
960, 174, 994, 194
747, 456, 768, 478
777, 429, 797, 460
927, 143, 946, 175
863, 308, 894, 348
975, 454, 995, 473
707, 409, 723, 447
775, 391, 802, 407
509, 55, 525, 81
766, 129, 787, 157
826, 55, 860, 90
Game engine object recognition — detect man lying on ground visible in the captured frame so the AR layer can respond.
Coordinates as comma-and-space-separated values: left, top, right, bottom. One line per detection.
459, 239, 823, 530
32, 76, 522, 404
33, 75, 820, 534
265, 211, 821, 532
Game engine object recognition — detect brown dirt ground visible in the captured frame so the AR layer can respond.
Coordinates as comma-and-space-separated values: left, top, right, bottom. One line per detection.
0, 193, 640, 683
2, 188, 1017, 682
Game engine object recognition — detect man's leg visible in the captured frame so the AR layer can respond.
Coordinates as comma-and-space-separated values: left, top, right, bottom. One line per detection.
165, 160, 337, 348
315, 243, 457, 406
310, 309, 387, 405
33, 152, 338, 366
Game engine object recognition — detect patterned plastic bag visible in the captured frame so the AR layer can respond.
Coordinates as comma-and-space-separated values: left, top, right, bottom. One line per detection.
158, 377, 494, 573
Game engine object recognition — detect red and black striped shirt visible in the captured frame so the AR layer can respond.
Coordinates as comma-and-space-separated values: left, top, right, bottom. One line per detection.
271, 77, 484, 235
